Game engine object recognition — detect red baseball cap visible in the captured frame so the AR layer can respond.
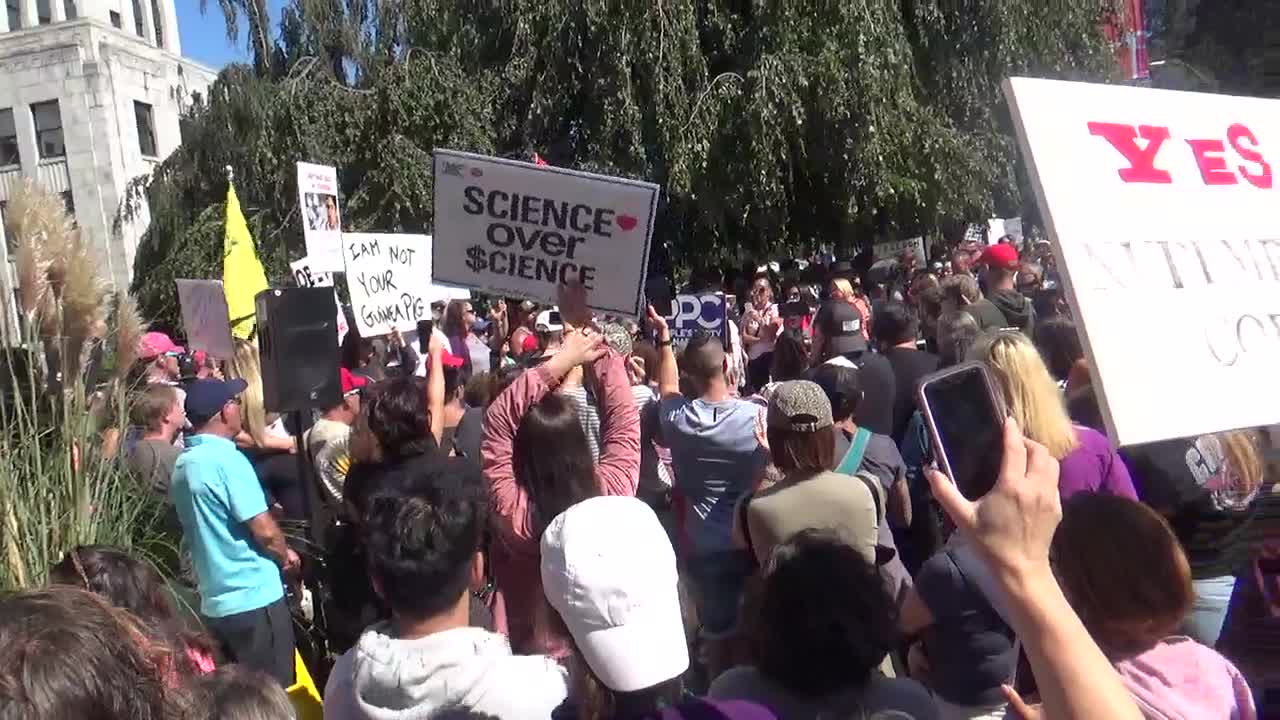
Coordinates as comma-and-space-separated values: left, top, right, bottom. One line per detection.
340, 368, 369, 396
978, 243, 1021, 271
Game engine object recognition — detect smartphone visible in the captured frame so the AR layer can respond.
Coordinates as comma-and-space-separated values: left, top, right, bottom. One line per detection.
548, 310, 563, 326
917, 361, 1007, 500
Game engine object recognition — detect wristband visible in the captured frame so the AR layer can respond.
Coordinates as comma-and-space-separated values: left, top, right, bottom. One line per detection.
658, 338, 673, 348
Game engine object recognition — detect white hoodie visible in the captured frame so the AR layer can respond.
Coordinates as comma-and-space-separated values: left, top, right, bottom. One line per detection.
324, 624, 569, 720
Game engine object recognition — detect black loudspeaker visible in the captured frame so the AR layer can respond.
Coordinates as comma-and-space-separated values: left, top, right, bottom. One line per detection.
256, 287, 341, 412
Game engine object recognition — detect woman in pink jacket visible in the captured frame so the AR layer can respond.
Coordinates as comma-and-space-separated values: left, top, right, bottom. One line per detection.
481, 321, 640, 656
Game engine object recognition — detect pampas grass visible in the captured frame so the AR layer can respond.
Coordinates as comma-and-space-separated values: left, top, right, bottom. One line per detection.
0, 182, 169, 590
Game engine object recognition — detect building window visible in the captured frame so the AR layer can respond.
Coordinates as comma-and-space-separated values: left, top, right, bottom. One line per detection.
60, 191, 74, 219
64, 0, 75, 20
131, 0, 144, 37
0, 110, 18, 167
150, 0, 163, 46
36, 0, 50, 24
109, 10, 120, 27
6, 0, 19, 30
134, 101, 157, 158
31, 101, 65, 159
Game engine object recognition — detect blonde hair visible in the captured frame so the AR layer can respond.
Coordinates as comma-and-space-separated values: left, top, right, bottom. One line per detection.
227, 339, 270, 447
830, 278, 855, 299
1217, 430, 1264, 506
970, 330, 1079, 459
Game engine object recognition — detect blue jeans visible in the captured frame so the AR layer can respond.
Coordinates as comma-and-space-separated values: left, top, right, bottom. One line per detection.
684, 550, 753, 637
1183, 575, 1237, 647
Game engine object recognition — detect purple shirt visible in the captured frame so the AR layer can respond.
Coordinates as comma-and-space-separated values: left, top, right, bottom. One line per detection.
1057, 426, 1137, 500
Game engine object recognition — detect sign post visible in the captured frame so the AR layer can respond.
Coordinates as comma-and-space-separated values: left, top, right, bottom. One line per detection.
431, 149, 659, 316
1005, 77, 1280, 445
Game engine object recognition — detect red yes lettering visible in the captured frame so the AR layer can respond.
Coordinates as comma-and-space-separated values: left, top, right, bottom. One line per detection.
1227, 124, 1273, 189
1087, 122, 1173, 184
1187, 139, 1239, 185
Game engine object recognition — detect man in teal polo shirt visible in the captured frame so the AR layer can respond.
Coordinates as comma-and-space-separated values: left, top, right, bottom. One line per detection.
172, 378, 300, 686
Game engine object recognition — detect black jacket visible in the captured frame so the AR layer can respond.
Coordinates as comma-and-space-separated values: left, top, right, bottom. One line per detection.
966, 289, 1035, 333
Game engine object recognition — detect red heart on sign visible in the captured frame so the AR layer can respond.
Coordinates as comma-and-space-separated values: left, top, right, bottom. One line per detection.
617, 214, 638, 231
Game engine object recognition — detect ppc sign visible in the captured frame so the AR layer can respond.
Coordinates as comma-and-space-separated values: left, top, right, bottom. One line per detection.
665, 293, 727, 348
431, 149, 659, 316
1005, 77, 1280, 445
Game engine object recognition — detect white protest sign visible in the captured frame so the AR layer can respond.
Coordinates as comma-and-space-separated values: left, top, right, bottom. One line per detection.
987, 217, 1024, 245
431, 149, 659, 316
297, 162, 343, 271
289, 257, 334, 289
175, 279, 235, 359
873, 236, 926, 263
289, 257, 349, 345
342, 233, 433, 336
1005, 77, 1280, 446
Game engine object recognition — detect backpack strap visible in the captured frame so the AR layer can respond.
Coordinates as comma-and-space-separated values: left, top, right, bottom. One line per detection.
835, 427, 873, 476
854, 471, 886, 528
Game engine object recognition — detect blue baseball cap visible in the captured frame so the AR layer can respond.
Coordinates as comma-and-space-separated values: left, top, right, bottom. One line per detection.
184, 378, 248, 424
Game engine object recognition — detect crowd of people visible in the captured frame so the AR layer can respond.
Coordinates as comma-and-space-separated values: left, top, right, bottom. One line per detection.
1, 236, 1277, 720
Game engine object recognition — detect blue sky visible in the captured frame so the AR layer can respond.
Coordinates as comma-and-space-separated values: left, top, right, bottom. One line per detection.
174, 0, 287, 69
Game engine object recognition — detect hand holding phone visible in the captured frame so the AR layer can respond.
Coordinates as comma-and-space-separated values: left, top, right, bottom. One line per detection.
917, 361, 1007, 500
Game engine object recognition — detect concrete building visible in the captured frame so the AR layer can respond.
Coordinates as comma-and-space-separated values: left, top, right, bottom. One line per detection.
0, 0, 217, 306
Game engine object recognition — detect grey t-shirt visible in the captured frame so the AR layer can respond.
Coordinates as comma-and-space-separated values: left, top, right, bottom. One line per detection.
709, 666, 939, 720
660, 395, 768, 555
833, 428, 906, 495
125, 438, 182, 497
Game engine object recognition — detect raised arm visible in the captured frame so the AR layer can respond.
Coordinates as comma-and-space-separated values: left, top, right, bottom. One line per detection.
648, 305, 680, 400
489, 299, 509, 355
481, 329, 606, 547
426, 332, 445, 445
591, 350, 641, 497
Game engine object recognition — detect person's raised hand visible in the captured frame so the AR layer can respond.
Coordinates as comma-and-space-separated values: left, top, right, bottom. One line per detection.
283, 548, 302, 576
560, 327, 608, 367
1002, 685, 1044, 720
427, 329, 444, 357
557, 280, 592, 330
628, 356, 647, 385
646, 304, 670, 341
925, 417, 1061, 586
754, 406, 770, 452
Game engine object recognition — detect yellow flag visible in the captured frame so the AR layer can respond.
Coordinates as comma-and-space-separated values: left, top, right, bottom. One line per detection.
222, 180, 269, 340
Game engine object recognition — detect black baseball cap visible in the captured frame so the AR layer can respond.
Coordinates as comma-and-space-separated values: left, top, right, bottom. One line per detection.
184, 378, 248, 424
818, 302, 867, 354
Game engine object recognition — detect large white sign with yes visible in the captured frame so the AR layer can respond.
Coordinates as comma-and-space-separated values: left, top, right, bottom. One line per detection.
1005, 77, 1280, 446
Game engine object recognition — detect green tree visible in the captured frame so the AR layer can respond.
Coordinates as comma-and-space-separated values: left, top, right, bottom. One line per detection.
131, 1, 1120, 330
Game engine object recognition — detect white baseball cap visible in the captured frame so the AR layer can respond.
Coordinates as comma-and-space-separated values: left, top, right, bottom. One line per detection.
535, 308, 563, 332
540, 496, 689, 692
